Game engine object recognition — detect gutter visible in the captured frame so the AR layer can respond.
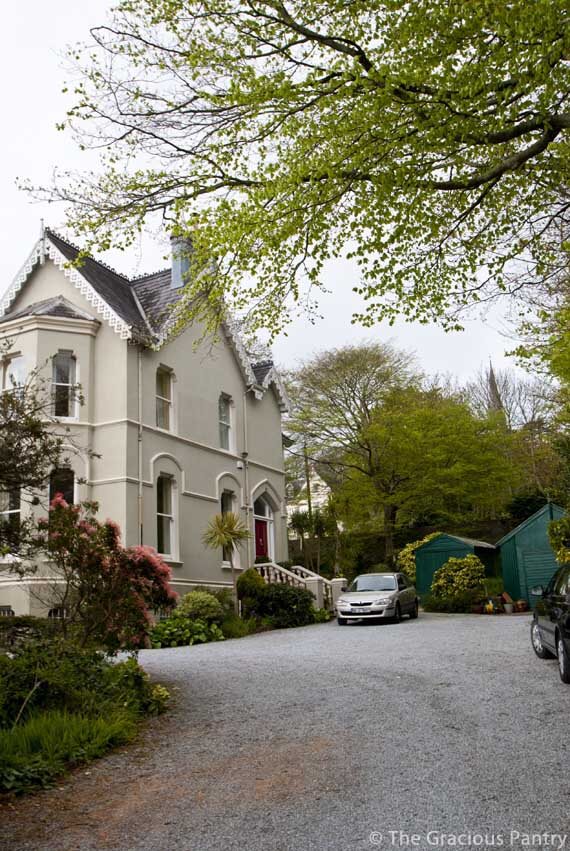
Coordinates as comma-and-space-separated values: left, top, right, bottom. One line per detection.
137, 346, 144, 545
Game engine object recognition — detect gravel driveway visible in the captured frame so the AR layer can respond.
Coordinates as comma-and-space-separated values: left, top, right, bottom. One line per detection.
2, 614, 569, 851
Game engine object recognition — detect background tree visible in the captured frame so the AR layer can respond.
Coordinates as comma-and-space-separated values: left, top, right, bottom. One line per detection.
286, 343, 518, 562
39, 0, 570, 335
333, 387, 516, 563
202, 513, 251, 614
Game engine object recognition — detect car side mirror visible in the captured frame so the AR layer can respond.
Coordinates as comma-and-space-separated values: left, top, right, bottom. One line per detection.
341, 586, 347, 593
530, 585, 544, 597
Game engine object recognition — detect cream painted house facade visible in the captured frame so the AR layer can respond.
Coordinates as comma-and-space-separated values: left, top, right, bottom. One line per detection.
0, 229, 289, 615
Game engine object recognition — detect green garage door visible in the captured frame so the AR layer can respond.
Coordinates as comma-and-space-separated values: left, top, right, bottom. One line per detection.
520, 550, 560, 608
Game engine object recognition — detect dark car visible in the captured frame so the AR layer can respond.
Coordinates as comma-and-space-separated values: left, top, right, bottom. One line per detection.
530, 564, 570, 684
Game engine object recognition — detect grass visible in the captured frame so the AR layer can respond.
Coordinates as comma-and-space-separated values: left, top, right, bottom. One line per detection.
0, 709, 137, 794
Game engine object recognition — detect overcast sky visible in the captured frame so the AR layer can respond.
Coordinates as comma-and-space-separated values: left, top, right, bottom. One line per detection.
1, 1, 525, 381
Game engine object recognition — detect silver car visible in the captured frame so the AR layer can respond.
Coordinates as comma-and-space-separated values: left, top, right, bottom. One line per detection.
336, 572, 419, 625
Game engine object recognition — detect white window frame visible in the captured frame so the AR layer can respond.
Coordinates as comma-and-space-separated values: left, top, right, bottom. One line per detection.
1, 354, 26, 392
156, 366, 174, 432
156, 473, 177, 559
0, 488, 21, 541
52, 351, 78, 420
218, 393, 234, 452
220, 489, 236, 565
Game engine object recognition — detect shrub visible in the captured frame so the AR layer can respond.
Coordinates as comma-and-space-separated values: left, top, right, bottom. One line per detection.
0, 709, 137, 794
423, 589, 483, 613
32, 498, 177, 651
0, 640, 168, 728
431, 554, 486, 599
236, 567, 267, 616
236, 568, 266, 599
220, 614, 259, 639
396, 533, 441, 583
149, 616, 224, 648
549, 516, 570, 564
176, 590, 224, 624
253, 584, 316, 629
203, 586, 235, 617
312, 608, 332, 623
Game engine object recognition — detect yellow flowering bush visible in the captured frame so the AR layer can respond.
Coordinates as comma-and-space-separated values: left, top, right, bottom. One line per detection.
548, 517, 570, 565
431, 555, 486, 599
396, 532, 440, 583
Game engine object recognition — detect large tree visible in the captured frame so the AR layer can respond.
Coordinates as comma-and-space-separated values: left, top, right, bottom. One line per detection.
285, 343, 516, 561
330, 387, 515, 562
40, 0, 570, 335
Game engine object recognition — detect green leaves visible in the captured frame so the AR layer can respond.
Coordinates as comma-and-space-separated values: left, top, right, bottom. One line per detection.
42, 0, 570, 334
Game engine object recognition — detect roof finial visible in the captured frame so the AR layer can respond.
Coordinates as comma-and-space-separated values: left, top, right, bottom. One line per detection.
39, 219, 46, 264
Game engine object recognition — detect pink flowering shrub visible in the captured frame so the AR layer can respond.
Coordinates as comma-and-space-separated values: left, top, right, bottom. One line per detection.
36, 497, 177, 651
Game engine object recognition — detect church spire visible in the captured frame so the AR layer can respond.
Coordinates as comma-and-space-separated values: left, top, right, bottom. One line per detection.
487, 360, 504, 413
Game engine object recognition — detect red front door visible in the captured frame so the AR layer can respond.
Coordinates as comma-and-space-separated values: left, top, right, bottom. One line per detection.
255, 519, 268, 559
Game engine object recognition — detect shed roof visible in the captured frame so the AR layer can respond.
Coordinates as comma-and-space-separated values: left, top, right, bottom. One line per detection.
495, 503, 565, 548
416, 533, 495, 552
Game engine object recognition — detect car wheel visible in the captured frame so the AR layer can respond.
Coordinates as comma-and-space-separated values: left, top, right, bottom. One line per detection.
393, 603, 401, 624
557, 634, 570, 684
409, 600, 419, 619
530, 620, 554, 659
337, 616, 347, 626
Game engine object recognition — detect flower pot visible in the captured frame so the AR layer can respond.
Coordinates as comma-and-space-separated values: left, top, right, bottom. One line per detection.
504, 603, 514, 614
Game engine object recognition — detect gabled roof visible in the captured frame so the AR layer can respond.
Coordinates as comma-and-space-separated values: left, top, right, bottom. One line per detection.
495, 503, 565, 547
416, 533, 495, 551
0, 228, 288, 410
0, 295, 98, 324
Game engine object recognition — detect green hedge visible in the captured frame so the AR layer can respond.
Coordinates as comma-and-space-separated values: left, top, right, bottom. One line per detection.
0, 639, 169, 794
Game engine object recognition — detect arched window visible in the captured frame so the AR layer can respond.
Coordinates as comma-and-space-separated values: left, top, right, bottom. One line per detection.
221, 490, 235, 562
156, 367, 173, 430
218, 394, 233, 450
157, 474, 174, 556
52, 351, 77, 418
49, 468, 75, 505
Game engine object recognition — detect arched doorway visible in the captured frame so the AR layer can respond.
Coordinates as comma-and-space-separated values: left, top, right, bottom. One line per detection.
253, 495, 274, 561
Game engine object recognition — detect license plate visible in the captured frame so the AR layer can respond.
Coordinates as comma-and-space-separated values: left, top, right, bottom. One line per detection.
352, 607, 368, 614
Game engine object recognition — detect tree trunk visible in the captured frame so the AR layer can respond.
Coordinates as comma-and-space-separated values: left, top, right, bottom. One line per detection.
229, 550, 239, 615
383, 505, 398, 567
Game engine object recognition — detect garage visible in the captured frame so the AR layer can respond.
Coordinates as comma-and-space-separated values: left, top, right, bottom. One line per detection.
414, 533, 497, 597
497, 502, 565, 607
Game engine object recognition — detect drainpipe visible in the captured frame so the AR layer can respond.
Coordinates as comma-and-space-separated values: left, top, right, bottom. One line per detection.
137, 346, 144, 545
242, 387, 252, 566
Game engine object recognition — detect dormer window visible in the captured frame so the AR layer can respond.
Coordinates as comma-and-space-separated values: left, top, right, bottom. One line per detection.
156, 367, 173, 430
52, 351, 77, 418
218, 394, 232, 451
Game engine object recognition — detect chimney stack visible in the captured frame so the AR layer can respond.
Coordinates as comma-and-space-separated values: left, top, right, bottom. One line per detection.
170, 235, 192, 290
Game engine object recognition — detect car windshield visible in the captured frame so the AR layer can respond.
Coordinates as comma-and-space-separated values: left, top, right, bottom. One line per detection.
349, 575, 397, 592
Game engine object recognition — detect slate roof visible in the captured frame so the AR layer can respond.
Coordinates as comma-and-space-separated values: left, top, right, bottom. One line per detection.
417, 533, 495, 551
252, 360, 274, 384
0, 295, 97, 324
45, 230, 148, 336
0, 228, 288, 410
131, 269, 178, 333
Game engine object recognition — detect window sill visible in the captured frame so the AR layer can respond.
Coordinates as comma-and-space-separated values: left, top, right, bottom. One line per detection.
161, 558, 183, 568
220, 562, 244, 572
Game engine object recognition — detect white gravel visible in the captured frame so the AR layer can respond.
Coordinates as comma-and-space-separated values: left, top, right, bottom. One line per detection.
3, 613, 569, 851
